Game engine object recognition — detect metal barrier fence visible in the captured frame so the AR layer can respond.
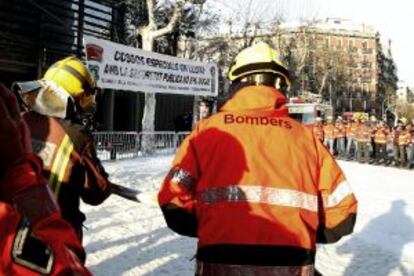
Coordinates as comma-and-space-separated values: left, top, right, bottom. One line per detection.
94, 131, 190, 161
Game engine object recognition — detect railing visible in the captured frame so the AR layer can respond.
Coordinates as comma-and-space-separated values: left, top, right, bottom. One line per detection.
94, 131, 190, 161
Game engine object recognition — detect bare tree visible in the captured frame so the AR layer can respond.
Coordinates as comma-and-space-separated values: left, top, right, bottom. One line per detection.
125, 0, 205, 152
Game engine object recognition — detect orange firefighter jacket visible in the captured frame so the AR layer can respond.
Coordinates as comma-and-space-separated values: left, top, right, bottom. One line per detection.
334, 122, 346, 138
346, 122, 359, 139
158, 86, 357, 268
356, 124, 372, 142
323, 123, 336, 139
398, 129, 411, 146
374, 126, 390, 144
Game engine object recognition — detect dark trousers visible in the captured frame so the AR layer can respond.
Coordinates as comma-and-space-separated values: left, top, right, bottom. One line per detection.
374, 143, 387, 162
357, 142, 370, 163
394, 145, 408, 166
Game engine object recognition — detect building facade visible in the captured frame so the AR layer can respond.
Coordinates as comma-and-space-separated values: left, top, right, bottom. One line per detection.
181, 18, 396, 116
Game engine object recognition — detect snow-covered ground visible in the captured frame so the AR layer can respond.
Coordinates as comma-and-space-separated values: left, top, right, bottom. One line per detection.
82, 155, 414, 276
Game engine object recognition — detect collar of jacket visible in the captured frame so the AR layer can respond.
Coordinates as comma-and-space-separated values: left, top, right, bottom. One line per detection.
220, 85, 289, 116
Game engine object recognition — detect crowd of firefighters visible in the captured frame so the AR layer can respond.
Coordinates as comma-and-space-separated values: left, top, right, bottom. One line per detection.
313, 114, 414, 169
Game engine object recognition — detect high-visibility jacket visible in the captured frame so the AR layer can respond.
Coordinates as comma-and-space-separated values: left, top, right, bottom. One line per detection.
356, 124, 371, 142
313, 124, 324, 142
334, 122, 346, 138
398, 129, 411, 146
323, 123, 335, 139
158, 86, 357, 271
374, 126, 389, 144
346, 122, 359, 139
23, 112, 112, 243
0, 157, 90, 275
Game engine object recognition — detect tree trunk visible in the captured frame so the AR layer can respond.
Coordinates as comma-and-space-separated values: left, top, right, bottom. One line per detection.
141, 27, 156, 153
138, 0, 187, 154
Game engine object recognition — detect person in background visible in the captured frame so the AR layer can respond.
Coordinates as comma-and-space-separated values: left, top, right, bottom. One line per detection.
198, 98, 213, 121
313, 117, 325, 143
345, 115, 359, 161
392, 118, 411, 168
13, 56, 112, 248
356, 115, 371, 163
323, 116, 335, 155
0, 83, 90, 275
334, 116, 346, 159
369, 116, 379, 163
408, 122, 414, 169
373, 120, 390, 165
158, 42, 357, 276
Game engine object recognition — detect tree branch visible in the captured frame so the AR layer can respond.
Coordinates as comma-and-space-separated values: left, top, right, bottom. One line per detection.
147, 0, 156, 28
151, 0, 186, 39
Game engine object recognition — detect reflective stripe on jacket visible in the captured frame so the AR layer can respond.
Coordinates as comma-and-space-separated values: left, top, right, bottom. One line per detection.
356, 124, 371, 142
158, 86, 357, 269
398, 130, 411, 146
346, 122, 359, 138
374, 127, 389, 144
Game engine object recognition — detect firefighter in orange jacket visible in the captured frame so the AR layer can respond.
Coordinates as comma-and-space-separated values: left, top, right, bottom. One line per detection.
392, 118, 411, 168
13, 57, 112, 245
345, 116, 359, 160
323, 116, 336, 155
373, 120, 389, 164
313, 117, 324, 143
355, 115, 371, 163
334, 116, 346, 158
158, 42, 358, 276
0, 83, 90, 275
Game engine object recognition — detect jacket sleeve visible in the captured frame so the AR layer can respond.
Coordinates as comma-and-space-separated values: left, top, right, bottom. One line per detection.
158, 129, 200, 237
79, 139, 112, 205
316, 140, 358, 243
0, 156, 90, 274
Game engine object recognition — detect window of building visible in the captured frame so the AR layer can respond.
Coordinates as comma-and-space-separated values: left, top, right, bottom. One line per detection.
325, 38, 330, 48
337, 38, 342, 49
362, 41, 368, 49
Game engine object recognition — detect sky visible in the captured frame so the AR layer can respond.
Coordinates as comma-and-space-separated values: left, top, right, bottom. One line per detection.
207, 0, 414, 87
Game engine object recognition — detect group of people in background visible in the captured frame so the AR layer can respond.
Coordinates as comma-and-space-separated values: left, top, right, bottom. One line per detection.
313, 114, 414, 169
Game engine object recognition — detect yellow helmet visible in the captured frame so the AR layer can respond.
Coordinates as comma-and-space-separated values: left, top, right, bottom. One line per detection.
227, 42, 291, 89
43, 56, 95, 98
399, 117, 408, 125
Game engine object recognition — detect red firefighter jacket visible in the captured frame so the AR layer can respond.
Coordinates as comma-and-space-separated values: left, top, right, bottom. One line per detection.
0, 158, 90, 275
158, 86, 357, 269
22, 112, 112, 240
